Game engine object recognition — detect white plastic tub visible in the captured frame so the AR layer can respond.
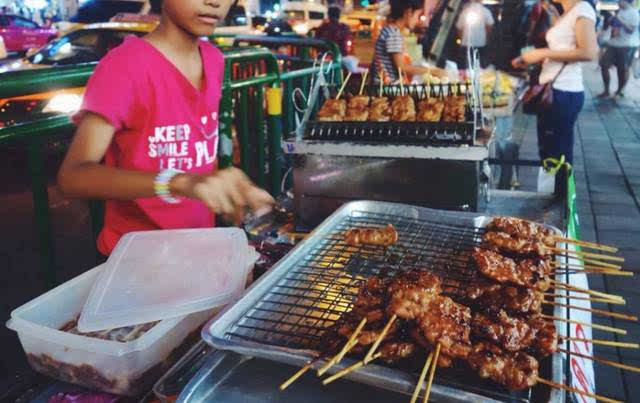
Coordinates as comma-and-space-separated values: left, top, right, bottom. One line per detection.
6, 266, 221, 396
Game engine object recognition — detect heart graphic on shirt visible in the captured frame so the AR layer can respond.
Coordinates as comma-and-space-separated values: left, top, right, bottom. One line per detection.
211, 112, 218, 120
201, 116, 208, 125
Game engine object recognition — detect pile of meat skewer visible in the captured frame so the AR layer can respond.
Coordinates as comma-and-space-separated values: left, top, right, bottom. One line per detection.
317, 92, 467, 123
281, 217, 632, 402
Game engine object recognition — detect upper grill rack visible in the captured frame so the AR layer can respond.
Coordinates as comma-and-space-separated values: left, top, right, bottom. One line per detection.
303, 83, 477, 145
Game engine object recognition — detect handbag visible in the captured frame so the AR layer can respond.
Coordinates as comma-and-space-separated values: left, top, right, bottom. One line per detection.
522, 63, 566, 115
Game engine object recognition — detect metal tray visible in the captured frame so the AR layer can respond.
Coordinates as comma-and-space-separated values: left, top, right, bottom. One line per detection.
203, 201, 566, 402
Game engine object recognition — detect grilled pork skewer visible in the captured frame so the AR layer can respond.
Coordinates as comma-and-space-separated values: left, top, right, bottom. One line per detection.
369, 97, 391, 121
391, 95, 416, 121
416, 98, 445, 122
317, 99, 346, 121
483, 231, 624, 268
344, 224, 398, 247
488, 216, 618, 253
345, 95, 370, 121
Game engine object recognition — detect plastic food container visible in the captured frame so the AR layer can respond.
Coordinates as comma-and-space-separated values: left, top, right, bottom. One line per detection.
6, 228, 258, 396
6, 267, 218, 395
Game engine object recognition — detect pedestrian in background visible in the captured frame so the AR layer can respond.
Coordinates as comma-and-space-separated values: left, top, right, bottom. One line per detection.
315, 6, 352, 56
456, 0, 495, 68
597, 0, 639, 98
512, 0, 598, 195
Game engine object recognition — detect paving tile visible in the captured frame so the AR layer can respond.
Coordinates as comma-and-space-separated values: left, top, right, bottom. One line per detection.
594, 215, 640, 232
597, 230, 640, 250
590, 192, 637, 206
621, 357, 640, 401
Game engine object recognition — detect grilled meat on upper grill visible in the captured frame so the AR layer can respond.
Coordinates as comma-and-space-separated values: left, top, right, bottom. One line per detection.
409, 326, 454, 368
378, 341, 418, 364
318, 99, 347, 121
417, 98, 445, 122
391, 95, 416, 121
488, 217, 556, 247
344, 224, 398, 247
370, 97, 391, 121
345, 95, 370, 121
443, 96, 466, 123
468, 342, 539, 391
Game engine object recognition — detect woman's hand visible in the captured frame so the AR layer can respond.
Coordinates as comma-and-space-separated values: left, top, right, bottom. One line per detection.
175, 167, 274, 224
511, 48, 549, 68
428, 67, 448, 78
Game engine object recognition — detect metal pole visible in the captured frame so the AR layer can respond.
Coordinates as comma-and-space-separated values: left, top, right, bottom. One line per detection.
267, 87, 283, 195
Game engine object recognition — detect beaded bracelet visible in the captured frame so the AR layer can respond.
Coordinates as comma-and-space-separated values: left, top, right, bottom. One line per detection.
154, 168, 184, 204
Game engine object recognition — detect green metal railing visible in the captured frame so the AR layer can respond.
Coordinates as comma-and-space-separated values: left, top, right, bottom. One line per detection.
0, 46, 295, 289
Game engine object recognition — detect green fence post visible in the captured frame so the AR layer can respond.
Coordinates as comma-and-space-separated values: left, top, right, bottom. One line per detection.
267, 87, 283, 196
219, 80, 234, 169
238, 87, 250, 174
27, 140, 55, 288
254, 85, 266, 189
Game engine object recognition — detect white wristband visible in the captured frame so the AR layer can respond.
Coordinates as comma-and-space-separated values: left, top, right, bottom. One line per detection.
154, 168, 184, 204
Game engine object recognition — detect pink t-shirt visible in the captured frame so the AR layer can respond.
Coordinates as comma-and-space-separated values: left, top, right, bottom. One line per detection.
79, 36, 223, 255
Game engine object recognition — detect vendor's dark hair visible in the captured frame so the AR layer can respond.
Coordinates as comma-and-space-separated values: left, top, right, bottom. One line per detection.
149, 0, 162, 15
328, 6, 341, 21
389, 0, 423, 20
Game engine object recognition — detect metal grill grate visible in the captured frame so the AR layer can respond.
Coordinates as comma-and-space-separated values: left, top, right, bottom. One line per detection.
225, 210, 487, 349
302, 83, 476, 145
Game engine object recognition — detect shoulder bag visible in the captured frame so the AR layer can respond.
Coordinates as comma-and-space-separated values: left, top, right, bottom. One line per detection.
522, 63, 566, 115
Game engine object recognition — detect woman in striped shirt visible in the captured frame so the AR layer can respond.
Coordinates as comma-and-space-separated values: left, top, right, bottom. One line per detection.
371, 0, 445, 83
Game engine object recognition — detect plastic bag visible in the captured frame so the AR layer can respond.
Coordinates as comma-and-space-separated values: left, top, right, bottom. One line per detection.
537, 167, 555, 193
632, 56, 640, 80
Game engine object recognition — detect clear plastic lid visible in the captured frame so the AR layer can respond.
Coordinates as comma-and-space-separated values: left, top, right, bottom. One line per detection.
78, 228, 256, 333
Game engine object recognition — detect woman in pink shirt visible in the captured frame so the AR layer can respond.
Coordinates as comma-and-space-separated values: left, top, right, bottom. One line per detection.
57, 0, 274, 256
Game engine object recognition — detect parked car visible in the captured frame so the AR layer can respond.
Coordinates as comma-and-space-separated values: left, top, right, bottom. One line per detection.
0, 22, 154, 127
0, 15, 57, 55
281, 0, 328, 36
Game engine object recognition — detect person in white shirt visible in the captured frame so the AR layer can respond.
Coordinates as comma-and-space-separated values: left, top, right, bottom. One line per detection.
598, 0, 640, 98
512, 0, 598, 195
456, 0, 495, 68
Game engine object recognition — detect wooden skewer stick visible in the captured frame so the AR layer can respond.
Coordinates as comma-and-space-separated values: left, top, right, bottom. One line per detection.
364, 314, 397, 364
539, 314, 628, 335
317, 318, 367, 376
552, 254, 622, 270
410, 352, 434, 403
549, 247, 624, 263
280, 358, 318, 391
558, 348, 640, 373
553, 236, 618, 253
322, 352, 383, 385
551, 269, 633, 277
561, 337, 640, 349
542, 301, 638, 321
379, 72, 384, 97
549, 279, 625, 302
422, 344, 441, 403
359, 70, 369, 96
336, 72, 352, 100
551, 261, 621, 271
535, 377, 622, 403
398, 67, 405, 96
543, 293, 626, 305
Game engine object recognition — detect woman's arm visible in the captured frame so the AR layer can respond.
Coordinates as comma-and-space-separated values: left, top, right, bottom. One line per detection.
515, 17, 599, 66
391, 53, 447, 77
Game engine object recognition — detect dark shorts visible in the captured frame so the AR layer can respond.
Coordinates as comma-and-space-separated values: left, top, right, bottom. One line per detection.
600, 46, 636, 69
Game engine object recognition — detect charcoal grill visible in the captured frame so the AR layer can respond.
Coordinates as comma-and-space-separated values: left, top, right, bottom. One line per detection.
203, 201, 565, 403
301, 83, 477, 145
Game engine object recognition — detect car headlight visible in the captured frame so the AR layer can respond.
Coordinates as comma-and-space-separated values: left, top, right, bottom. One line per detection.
293, 23, 308, 35
43, 93, 83, 114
